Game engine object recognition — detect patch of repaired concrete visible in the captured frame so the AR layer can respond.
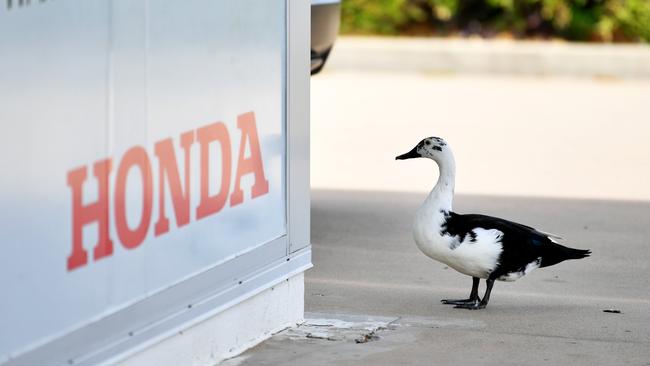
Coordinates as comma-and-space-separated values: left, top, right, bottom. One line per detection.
221, 313, 486, 366
279, 313, 399, 343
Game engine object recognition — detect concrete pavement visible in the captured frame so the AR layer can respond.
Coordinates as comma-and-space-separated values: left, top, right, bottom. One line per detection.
226, 190, 650, 366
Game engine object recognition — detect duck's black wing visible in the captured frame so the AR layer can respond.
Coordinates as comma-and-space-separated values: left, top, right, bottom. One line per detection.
442, 212, 591, 279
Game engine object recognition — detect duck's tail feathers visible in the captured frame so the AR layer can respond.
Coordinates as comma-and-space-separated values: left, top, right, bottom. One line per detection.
563, 247, 591, 260
540, 244, 591, 268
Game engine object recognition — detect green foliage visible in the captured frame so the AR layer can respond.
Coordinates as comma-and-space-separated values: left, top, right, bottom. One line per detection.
340, 0, 650, 42
610, 0, 650, 41
340, 0, 426, 34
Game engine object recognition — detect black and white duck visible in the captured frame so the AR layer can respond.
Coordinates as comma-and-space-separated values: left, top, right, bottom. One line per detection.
396, 137, 591, 310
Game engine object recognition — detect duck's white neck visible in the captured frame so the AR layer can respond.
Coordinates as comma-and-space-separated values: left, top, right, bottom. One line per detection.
424, 151, 456, 212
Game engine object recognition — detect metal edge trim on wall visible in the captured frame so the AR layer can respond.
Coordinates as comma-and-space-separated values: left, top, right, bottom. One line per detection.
287, 0, 311, 254
4, 240, 312, 366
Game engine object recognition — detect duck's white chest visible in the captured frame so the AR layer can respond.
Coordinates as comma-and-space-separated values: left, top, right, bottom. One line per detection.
412, 208, 451, 259
413, 207, 503, 279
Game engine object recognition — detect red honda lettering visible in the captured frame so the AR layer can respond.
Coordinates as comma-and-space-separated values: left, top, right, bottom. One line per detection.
66, 110, 270, 270
154, 131, 195, 236
115, 146, 153, 249
196, 122, 232, 220
230, 112, 269, 206
66, 159, 113, 271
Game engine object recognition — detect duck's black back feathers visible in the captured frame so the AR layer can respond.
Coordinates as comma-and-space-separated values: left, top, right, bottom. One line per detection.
441, 212, 591, 279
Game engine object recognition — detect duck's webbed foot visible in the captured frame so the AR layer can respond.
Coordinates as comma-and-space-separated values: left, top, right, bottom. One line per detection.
454, 278, 495, 311
453, 301, 485, 310
441, 298, 480, 305
441, 277, 481, 306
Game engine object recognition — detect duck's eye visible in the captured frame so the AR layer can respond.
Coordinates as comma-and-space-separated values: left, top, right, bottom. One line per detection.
425, 140, 431, 145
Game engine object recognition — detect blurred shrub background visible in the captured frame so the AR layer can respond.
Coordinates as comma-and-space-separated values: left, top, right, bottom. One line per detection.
341, 0, 650, 42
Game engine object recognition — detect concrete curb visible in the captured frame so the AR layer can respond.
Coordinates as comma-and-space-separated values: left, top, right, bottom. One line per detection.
326, 36, 650, 79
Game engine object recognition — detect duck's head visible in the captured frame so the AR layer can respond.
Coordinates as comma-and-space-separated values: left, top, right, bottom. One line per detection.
396, 137, 448, 161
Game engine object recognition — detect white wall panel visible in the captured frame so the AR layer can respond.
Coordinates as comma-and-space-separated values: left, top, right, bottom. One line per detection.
0, 1, 307, 364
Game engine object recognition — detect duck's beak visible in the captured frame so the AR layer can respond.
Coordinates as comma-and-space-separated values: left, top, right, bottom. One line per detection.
395, 146, 420, 160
